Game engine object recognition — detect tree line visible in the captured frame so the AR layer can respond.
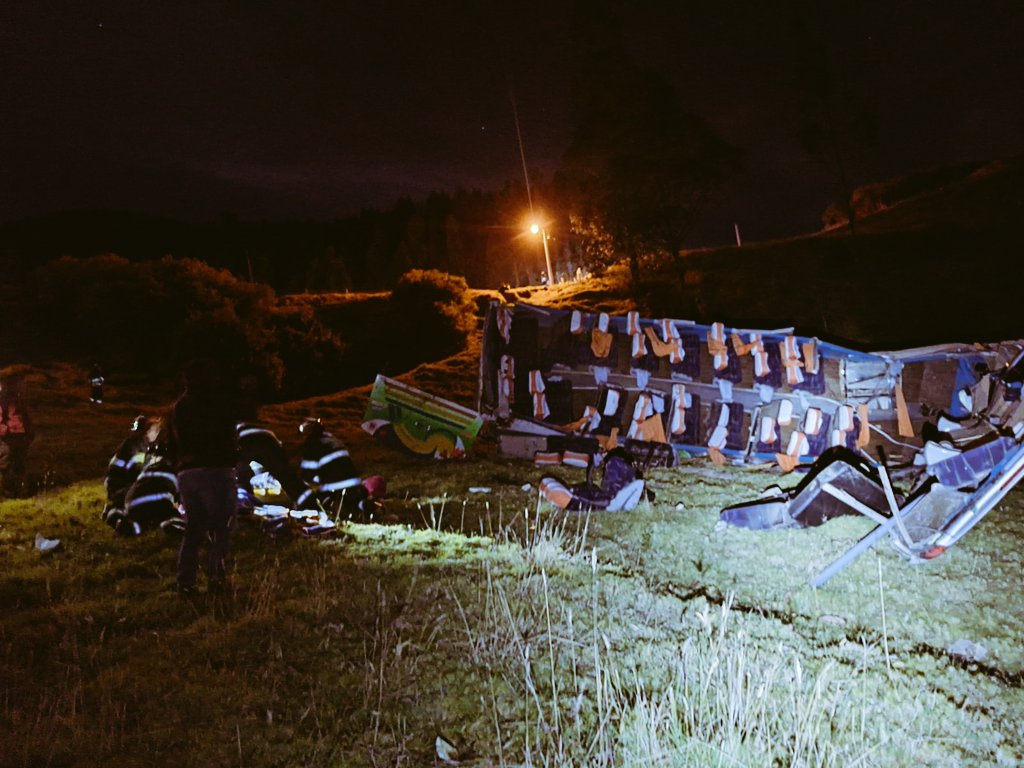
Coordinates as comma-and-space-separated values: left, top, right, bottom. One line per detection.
0, 188, 547, 293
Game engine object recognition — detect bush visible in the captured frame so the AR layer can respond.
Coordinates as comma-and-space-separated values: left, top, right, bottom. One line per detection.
271, 303, 349, 398
29, 255, 344, 395
821, 202, 848, 230
387, 269, 477, 370
21, 258, 471, 399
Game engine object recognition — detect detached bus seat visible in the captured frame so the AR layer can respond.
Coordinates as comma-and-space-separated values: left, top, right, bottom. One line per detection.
720, 447, 888, 530
922, 435, 1017, 490
539, 434, 603, 470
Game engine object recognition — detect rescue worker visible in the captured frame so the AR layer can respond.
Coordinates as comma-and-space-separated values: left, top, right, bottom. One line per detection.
296, 417, 368, 516
236, 420, 305, 511
0, 373, 34, 497
89, 363, 105, 404
103, 415, 160, 530
121, 440, 181, 536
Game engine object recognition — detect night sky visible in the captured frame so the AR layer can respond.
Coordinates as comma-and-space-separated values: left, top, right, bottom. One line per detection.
3, 1, 1022, 244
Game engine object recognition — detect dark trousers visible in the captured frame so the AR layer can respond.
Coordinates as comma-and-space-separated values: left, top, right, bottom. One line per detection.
1, 435, 30, 496
177, 467, 237, 589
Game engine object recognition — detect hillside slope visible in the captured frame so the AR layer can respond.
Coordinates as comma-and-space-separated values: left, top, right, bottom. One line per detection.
632, 156, 1024, 348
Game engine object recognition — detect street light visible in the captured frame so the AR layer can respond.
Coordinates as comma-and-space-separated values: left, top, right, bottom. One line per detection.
529, 222, 555, 286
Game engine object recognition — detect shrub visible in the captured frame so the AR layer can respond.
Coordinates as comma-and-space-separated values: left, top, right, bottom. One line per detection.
271, 304, 349, 398
31, 254, 156, 364
29, 255, 344, 395
386, 269, 477, 370
821, 202, 848, 230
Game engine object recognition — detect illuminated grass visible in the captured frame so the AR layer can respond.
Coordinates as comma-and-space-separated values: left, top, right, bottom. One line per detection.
4, 465, 1024, 766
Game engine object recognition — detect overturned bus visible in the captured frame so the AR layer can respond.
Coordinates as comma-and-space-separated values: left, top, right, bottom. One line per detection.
478, 301, 1024, 581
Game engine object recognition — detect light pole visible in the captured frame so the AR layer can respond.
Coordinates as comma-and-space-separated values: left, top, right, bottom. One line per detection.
530, 222, 555, 286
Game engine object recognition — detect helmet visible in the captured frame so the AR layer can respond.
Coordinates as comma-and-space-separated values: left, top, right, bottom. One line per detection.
299, 417, 323, 437
131, 415, 149, 433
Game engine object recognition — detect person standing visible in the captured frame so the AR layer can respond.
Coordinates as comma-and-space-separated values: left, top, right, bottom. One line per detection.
164, 360, 240, 597
89, 363, 105, 404
0, 373, 34, 497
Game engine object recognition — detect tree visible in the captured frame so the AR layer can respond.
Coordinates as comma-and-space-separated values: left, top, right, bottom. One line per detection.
306, 246, 352, 292
556, 3, 738, 292
789, 3, 879, 238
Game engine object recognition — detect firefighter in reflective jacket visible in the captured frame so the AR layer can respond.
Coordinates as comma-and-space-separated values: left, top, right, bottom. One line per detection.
236, 421, 305, 510
296, 417, 367, 514
119, 443, 181, 536
0, 374, 34, 497
103, 416, 171, 534
104, 416, 156, 514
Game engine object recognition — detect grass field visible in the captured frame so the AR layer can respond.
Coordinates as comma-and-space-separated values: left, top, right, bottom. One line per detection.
3, 327, 1024, 767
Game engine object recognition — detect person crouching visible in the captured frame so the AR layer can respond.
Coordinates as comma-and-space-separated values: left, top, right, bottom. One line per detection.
121, 442, 182, 536
103, 415, 159, 531
296, 417, 382, 520
236, 420, 305, 511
